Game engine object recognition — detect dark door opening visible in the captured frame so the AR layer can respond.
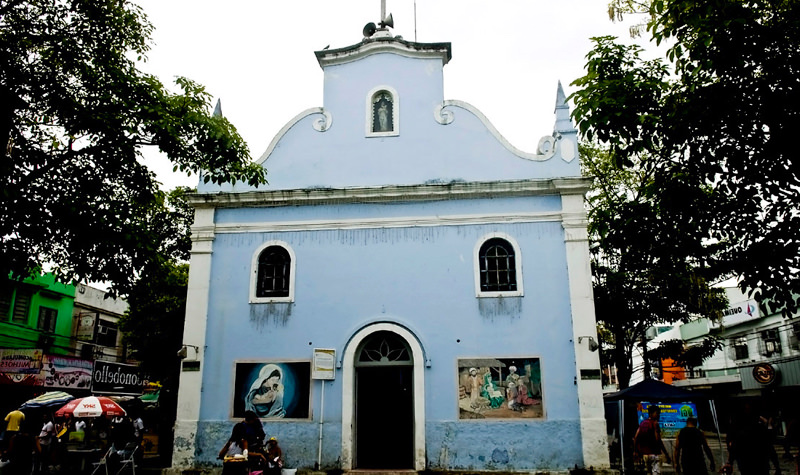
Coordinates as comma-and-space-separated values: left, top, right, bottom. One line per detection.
355, 365, 414, 469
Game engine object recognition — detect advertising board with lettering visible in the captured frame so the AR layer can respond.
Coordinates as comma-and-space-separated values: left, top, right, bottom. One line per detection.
638, 401, 698, 439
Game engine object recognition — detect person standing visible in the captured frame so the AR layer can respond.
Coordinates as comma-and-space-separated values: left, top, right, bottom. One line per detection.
4, 409, 25, 435
3, 408, 25, 450
723, 404, 781, 475
674, 417, 714, 474
634, 405, 672, 475
36, 414, 56, 473
5, 428, 41, 475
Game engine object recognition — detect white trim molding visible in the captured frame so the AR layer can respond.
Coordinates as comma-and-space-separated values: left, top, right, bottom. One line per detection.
365, 85, 400, 137
434, 100, 563, 162
171, 207, 216, 470
257, 107, 332, 165
561, 193, 610, 469
473, 232, 524, 298
341, 322, 426, 471
249, 240, 297, 304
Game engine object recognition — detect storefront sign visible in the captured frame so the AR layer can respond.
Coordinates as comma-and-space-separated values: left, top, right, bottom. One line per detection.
312, 348, 336, 380
710, 299, 760, 329
0, 348, 43, 374
42, 355, 93, 389
91, 360, 143, 395
752, 363, 778, 385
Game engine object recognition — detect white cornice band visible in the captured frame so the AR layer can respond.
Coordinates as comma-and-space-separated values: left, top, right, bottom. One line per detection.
188, 178, 591, 209
316, 39, 451, 68
209, 210, 570, 235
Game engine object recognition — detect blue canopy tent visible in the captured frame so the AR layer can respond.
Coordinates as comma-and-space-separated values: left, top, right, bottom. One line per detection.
19, 391, 75, 409
604, 379, 722, 473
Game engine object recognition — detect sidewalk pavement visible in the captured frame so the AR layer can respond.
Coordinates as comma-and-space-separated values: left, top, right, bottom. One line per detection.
654, 434, 799, 475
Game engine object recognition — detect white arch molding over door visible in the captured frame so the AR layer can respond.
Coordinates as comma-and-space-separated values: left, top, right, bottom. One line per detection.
341, 322, 426, 470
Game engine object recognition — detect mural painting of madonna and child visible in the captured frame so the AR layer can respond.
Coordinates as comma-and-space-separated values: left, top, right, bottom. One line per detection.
233, 362, 311, 419
458, 357, 543, 419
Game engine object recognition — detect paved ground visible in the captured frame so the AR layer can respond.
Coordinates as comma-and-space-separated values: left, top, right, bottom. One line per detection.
629, 434, 799, 475
37, 438, 796, 475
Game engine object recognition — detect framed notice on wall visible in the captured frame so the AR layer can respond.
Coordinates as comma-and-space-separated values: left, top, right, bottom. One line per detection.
312, 348, 336, 380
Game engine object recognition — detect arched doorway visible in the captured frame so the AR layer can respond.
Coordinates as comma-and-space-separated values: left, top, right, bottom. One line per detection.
341, 323, 426, 471
354, 331, 414, 468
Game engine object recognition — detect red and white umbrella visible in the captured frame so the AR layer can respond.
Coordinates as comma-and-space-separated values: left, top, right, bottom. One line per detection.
55, 396, 126, 418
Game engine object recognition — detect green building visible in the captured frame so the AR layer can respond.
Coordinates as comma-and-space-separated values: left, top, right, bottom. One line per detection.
0, 273, 76, 355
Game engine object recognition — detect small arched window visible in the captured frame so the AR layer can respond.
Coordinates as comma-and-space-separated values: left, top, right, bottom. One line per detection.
251, 241, 296, 302
257, 246, 290, 297
474, 234, 523, 297
365, 86, 399, 137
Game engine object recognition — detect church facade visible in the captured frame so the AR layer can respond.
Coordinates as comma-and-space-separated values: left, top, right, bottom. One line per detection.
171, 26, 608, 473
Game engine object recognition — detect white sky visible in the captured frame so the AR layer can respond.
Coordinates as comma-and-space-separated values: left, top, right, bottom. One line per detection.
133, 0, 648, 190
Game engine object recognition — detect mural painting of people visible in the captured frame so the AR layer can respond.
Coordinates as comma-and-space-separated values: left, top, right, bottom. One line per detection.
458, 358, 543, 419
233, 362, 311, 419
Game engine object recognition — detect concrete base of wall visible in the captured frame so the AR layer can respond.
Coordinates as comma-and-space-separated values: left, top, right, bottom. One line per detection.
162, 469, 620, 475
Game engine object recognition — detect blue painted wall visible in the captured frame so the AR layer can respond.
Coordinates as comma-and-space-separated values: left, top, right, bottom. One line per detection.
196, 210, 582, 469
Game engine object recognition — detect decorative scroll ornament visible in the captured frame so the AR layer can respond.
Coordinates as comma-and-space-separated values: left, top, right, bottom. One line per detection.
433, 103, 454, 125
312, 109, 333, 132
257, 107, 333, 164
433, 100, 561, 162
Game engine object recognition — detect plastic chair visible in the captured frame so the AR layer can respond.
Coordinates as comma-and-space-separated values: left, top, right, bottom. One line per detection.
90, 447, 114, 475
115, 442, 138, 475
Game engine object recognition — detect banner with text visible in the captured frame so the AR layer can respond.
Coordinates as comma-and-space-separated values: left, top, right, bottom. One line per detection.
43, 355, 93, 389
0, 348, 44, 374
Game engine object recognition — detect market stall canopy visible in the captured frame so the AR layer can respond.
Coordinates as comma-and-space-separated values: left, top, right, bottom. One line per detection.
604, 378, 707, 401
20, 391, 75, 409
55, 396, 126, 418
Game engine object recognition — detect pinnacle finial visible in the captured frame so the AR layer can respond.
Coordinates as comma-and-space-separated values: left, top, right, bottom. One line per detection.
553, 81, 575, 134
213, 99, 223, 118
555, 80, 568, 111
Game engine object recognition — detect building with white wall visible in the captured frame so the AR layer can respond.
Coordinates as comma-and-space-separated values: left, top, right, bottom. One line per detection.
72, 283, 129, 362
171, 24, 608, 473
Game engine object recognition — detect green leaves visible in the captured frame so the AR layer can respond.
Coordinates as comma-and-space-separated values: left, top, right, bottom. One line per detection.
581, 141, 727, 387
584, 0, 800, 384
0, 0, 267, 295
120, 259, 188, 381
581, 1, 800, 317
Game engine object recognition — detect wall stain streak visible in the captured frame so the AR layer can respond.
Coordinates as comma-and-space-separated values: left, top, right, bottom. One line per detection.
250, 302, 293, 329
478, 297, 522, 319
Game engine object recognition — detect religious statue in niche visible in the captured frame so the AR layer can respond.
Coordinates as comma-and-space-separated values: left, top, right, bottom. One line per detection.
372, 92, 394, 133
